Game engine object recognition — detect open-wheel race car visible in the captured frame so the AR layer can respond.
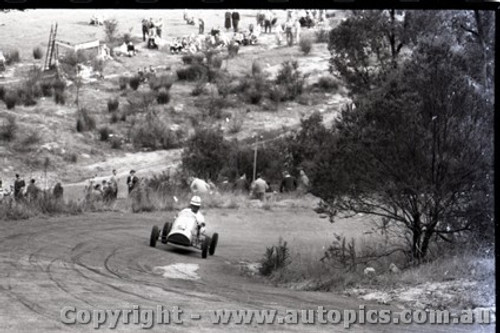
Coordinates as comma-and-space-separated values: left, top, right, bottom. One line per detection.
149, 209, 219, 259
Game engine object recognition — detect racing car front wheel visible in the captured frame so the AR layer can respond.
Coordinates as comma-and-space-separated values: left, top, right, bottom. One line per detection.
201, 238, 209, 259
161, 222, 172, 244
150, 225, 159, 247
209, 233, 219, 256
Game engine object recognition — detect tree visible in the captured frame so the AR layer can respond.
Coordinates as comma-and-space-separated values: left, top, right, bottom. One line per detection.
315, 31, 493, 262
103, 19, 119, 42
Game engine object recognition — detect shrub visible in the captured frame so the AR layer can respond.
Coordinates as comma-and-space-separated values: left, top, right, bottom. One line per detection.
156, 88, 170, 104
54, 90, 65, 105
228, 112, 244, 134
118, 76, 128, 90
110, 137, 122, 149
110, 112, 119, 123
33, 47, 44, 60
245, 88, 263, 104
103, 19, 119, 42
316, 75, 339, 92
275, 61, 306, 101
129, 76, 141, 90
21, 131, 41, 146
98, 126, 111, 141
176, 64, 206, 81
64, 153, 78, 163
76, 108, 96, 132
92, 58, 105, 74
52, 79, 66, 92
315, 29, 330, 43
4, 92, 18, 109
259, 238, 291, 276
131, 114, 183, 150
210, 56, 223, 70
149, 75, 174, 91
40, 81, 53, 97
0, 115, 17, 141
5, 49, 20, 65
0, 86, 5, 101
227, 43, 239, 58
191, 82, 204, 96
123, 32, 132, 44
107, 98, 119, 112
252, 61, 262, 77
299, 36, 313, 55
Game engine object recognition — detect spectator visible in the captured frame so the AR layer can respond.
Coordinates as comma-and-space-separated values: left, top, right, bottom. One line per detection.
92, 184, 103, 200
297, 169, 310, 193
53, 182, 64, 200
189, 176, 211, 194
14, 174, 26, 201
234, 173, 249, 194
26, 179, 40, 202
224, 11, 232, 31
232, 11, 240, 32
127, 170, 139, 194
250, 174, 269, 201
109, 169, 118, 199
199, 18, 205, 35
280, 171, 297, 193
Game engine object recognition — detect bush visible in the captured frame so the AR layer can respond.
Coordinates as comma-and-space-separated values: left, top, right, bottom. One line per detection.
103, 19, 119, 42
110, 112, 119, 123
315, 29, 330, 43
21, 131, 41, 146
176, 64, 206, 81
259, 238, 291, 276
245, 88, 263, 105
4, 92, 17, 109
40, 81, 53, 97
98, 126, 111, 141
64, 153, 78, 163
92, 58, 105, 74
227, 43, 239, 58
0, 115, 17, 141
129, 76, 141, 90
118, 76, 128, 90
5, 49, 20, 65
182, 54, 204, 65
131, 114, 183, 150
191, 82, 204, 96
107, 98, 119, 112
228, 112, 244, 134
252, 61, 262, 77
299, 36, 313, 55
52, 79, 66, 92
76, 108, 96, 132
33, 47, 44, 60
275, 61, 306, 101
123, 32, 132, 44
54, 90, 65, 105
156, 88, 170, 104
0, 86, 5, 101
149, 75, 174, 91
316, 75, 339, 92
210, 56, 223, 70
110, 137, 122, 149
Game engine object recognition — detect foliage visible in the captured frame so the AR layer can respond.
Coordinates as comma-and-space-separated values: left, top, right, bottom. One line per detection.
129, 76, 141, 90
103, 19, 119, 42
275, 60, 306, 101
176, 64, 206, 81
76, 108, 96, 132
227, 42, 239, 58
156, 88, 170, 104
118, 76, 128, 90
149, 74, 174, 91
33, 46, 43, 60
299, 35, 313, 55
98, 126, 111, 141
0, 85, 4, 101
4, 49, 20, 65
259, 238, 291, 276
130, 111, 183, 150
107, 97, 119, 112
315, 75, 339, 92
4, 91, 18, 109
0, 115, 17, 141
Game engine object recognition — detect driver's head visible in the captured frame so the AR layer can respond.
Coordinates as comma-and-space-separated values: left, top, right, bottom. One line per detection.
190, 195, 202, 213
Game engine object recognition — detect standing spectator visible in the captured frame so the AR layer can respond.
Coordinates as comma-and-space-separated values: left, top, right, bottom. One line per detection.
264, 10, 272, 34
198, 18, 205, 35
127, 170, 139, 194
280, 171, 297, 193
256, 11, 265, 28
234, 173, 249, 194
224, 11, 232, 31
297, 169, 310, 193
232, 11, 240, 32
250, 174, 269, 201
110, 169, 118, 199
189, 176, 211, 194
26, 179, 40, 202
53, 182, 64, 200
142, 19, 151, 42
155, 18, 163, 38
14, 174, 25, 201
285, 19, 294, 46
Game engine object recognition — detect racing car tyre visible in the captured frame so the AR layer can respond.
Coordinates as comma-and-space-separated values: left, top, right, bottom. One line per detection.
201, 238, 209, 259
150, 225, 159, 247
209, 232, 218, 256
161, 222, 172, 244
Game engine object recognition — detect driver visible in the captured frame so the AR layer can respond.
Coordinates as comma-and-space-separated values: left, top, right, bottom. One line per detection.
179, 196, 206, 237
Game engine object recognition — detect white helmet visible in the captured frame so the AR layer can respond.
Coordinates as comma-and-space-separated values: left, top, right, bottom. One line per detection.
190, 195, 202, 206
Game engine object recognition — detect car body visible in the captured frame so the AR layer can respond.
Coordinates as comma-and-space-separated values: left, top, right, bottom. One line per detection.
149, 210, 218, 259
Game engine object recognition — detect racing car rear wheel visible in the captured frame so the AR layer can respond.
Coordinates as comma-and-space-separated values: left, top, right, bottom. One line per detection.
209, 233, 219, 256
161, 222, 172, 244
201, 238, 209, 259
150, 225, 159, 247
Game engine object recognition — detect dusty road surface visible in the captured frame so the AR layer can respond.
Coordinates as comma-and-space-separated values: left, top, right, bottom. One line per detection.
0, 208, 493, 332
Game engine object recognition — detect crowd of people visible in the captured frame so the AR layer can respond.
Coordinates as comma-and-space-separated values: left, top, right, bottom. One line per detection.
0, 174, 64, 203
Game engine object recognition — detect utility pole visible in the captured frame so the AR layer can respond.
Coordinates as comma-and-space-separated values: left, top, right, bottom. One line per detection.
252, 135, 263, 182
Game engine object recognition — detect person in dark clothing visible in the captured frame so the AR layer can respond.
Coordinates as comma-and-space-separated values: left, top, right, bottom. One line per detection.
199, 18, 205, 35
280, 171, 297, 193
234, 174, 249, 194
142, 19, 151, 42
224, 11, 232, 31
231, 12, 240, 32
14, 174, 25, 200
26, 179, 40, 202
126, 170, 139, 194
53, 182, 64, 200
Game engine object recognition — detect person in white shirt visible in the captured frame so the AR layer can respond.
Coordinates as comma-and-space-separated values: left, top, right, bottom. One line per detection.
189, 177, 211, 194
178, 196, 206, 237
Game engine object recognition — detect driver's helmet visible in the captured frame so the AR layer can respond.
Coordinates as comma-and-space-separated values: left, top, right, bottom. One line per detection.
190, 195, 202, 207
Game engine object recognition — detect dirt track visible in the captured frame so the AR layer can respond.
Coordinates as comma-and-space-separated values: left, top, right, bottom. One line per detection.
0, 209, 493, 332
